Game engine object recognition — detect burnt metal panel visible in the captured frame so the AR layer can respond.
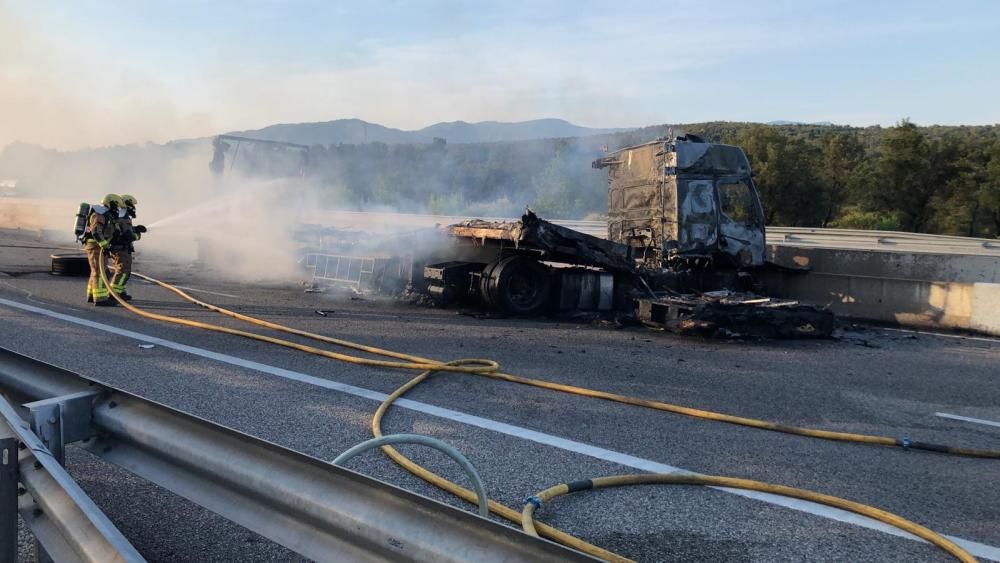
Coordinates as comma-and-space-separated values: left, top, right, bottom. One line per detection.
445, 213, 635, 273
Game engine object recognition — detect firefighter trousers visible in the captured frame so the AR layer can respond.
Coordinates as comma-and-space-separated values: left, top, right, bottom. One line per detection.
109, 248, 133, 295
84, 245, 110, 303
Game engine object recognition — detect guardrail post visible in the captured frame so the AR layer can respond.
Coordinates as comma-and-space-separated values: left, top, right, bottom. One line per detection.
0, 424, 17, 563
25, 391, 100, 467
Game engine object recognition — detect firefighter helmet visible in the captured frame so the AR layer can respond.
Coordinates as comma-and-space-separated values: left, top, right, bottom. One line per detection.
120, 194, 137, 207
101, 193, 124, 209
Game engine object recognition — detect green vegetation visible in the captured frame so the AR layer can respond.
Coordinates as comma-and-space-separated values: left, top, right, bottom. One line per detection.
298, 120, 1000, 237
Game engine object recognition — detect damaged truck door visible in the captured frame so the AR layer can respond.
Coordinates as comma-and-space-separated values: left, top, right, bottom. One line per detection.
716, 176, 766, 268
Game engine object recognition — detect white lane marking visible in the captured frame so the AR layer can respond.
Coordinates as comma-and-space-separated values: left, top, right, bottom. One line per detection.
1, 296, 998, 562
139, 281, 240, 299
880, 326, 1000, 345
935, 412, 1000, 429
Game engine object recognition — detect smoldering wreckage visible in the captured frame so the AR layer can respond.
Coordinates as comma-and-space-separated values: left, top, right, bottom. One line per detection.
52, 135, 833, 338
290, 136, 835, 339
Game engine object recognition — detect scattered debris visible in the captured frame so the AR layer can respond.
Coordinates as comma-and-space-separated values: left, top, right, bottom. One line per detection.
138, 344, 155, 349
636, 293, 835, 339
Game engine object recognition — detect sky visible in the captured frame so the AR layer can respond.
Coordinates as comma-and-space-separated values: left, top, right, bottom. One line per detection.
2, 0, 999, 150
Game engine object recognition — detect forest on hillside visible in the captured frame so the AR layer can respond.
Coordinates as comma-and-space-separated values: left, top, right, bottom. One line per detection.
283, 120, 1000, 237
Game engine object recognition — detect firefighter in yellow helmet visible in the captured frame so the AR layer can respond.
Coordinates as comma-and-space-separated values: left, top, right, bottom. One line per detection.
108, 193, 146, 301
82, 194, 123, 306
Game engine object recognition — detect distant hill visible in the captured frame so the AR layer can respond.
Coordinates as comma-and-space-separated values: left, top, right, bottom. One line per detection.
226, 118, 629, 145
767, 120, 836, 126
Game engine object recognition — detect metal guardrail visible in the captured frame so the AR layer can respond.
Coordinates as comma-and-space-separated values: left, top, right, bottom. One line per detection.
0, 394, 143, 563
0, 347, 591, 562
766, 227, 1000, 256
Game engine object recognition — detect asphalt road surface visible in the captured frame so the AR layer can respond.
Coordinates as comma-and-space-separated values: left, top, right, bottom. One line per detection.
1, 232, 998, 562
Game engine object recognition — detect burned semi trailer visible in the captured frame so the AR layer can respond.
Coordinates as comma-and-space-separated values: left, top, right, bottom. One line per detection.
418, 135, 832, 337
425, 136, 770, 308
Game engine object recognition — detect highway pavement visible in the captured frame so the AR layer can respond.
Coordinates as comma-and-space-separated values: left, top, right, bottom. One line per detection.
1, 232, 998, 562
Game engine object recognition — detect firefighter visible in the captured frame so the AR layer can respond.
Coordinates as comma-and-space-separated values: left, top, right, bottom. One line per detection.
109, 194, 146, 301
82, 194, 123, 306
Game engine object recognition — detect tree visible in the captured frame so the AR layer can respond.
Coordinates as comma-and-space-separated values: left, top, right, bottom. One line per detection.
819, 132, 864, 226
922, 132, 989, 236
735, 126, 827, 226
982, 141, 1000, 237
869, 120, 935, 232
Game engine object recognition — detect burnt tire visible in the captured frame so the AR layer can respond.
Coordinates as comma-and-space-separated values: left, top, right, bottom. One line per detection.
478, 260, 502, 309
50, 253, 89, 277
483, 256, 551, 315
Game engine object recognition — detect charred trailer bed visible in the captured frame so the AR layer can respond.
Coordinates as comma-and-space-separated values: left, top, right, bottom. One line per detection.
423, 212, 636, 315
445, 212, 636, 274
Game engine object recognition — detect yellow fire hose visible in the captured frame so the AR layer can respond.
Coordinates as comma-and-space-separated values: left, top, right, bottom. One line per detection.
521, 474, 976, 563
128, 270, 999, 460
371, 362, 628, 561
372, 368, 978, 562
91, 263, 982, 561
94, 259, 621, 558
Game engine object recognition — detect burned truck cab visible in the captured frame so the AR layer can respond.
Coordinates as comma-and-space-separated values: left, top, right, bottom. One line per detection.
593, 135, 766, 269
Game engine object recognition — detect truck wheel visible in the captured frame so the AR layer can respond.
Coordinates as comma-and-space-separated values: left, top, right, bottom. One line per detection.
50, 253, 89, 277
485, 256, 551, 315
478, 260, 501, 309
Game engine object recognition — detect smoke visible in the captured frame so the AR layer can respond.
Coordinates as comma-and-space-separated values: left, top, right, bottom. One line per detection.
140, 178, 308, 283
1, 137, 320, 284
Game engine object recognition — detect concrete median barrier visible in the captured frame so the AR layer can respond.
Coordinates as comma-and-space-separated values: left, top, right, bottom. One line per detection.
765, 245, 1000, 336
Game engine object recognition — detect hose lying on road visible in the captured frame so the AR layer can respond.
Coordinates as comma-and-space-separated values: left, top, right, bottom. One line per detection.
373, 365, 980, 562
95, 260, 619, 558
370, 361, 627, 561
94, 263, 497, 374
90, 266, 988, 560
127, 270, 1000, 460
521, 474, 977, 563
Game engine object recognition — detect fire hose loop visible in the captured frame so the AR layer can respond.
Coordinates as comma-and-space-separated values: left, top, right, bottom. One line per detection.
95, 264, 990, 561
333, 432, 490, 517
367, 363, 628, 561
